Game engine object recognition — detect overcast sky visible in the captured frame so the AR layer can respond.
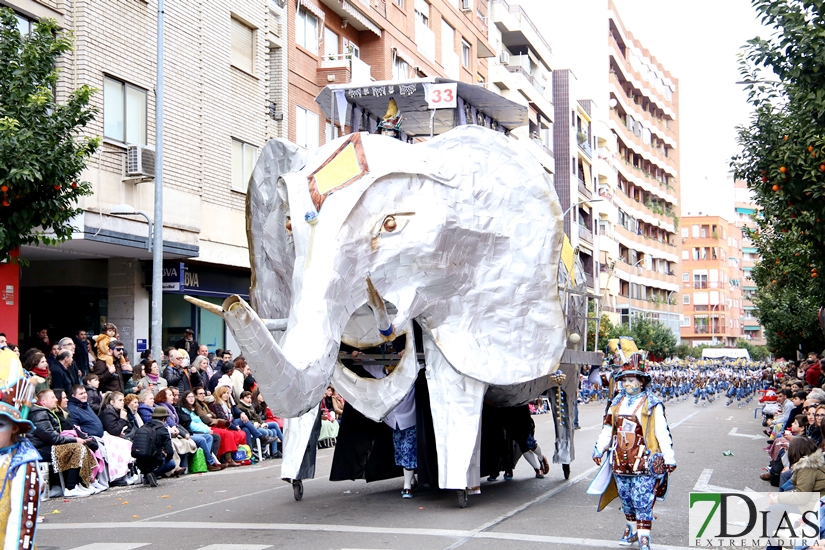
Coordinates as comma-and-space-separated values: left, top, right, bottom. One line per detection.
521, 0, 769, 220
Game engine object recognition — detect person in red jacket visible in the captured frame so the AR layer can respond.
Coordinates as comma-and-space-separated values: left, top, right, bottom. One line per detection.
804, 352, 822, 387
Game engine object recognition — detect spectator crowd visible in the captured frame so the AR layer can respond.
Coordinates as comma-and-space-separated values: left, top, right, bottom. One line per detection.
0, 326, 327, 498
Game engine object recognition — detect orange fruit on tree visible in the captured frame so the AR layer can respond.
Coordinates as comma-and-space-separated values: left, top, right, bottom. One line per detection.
772, 184, 780, 192
780, 166, 787, 173
809, 146, 814, 152
784, 135, 789, 140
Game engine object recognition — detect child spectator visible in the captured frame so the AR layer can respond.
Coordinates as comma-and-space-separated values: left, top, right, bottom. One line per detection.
83, 373, 103, 414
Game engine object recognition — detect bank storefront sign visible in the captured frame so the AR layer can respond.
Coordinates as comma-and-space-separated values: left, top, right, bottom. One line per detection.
689, 491, 821, 547
159, 262, 249, 299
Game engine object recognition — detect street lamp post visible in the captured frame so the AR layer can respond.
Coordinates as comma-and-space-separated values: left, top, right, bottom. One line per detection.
562, 198, 603, 219
627, 258, 644, 331
152, 0, 165, 363
666, 289, 677, 342
110, 205, 152, 252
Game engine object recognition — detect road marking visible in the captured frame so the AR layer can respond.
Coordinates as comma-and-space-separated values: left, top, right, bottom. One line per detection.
65, 545, 150, 550
137, 475, 330, 522
670, 410, 700, 429
693, 468, 746, 493
195, 546, 271, 550
38, 521, 692, 549
728, 427, 762, 440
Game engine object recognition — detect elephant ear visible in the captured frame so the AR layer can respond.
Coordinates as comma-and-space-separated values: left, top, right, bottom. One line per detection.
246, 139, 308, 321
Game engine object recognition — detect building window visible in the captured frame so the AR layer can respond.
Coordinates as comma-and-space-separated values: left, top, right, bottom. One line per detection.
231, 139, 259, 192
392, 55, 411, 80
682, 272, 689, 282
15, 13, 35, 34
681, 227, 688, 237
681, 317, 690, 327
394, 0, 404, 6
683, 294, 690, 305
461, 39, 471, 67
296, 6, 319, 54
324, 27, 339, 59
295, 106, 320, 150
681, 250, 688, 261
324, 121, 340, 143
231, 17, 255, 73
103, 76, 147, 145
415, 0, 430, 26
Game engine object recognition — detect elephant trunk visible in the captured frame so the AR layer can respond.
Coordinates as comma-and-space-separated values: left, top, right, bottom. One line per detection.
221, 295, 334, 418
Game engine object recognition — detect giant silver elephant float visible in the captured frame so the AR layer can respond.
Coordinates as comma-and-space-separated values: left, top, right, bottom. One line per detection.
189, 124, 584, 500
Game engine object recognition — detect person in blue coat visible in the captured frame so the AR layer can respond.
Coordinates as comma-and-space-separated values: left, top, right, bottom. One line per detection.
66, 385, 104, 438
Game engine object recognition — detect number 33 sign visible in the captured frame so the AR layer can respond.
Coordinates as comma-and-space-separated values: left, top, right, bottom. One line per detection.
426, 83, 457, 109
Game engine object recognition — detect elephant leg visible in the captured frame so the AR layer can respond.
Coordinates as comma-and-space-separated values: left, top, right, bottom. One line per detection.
423, 335, 487, 490
281, 406, 321, 481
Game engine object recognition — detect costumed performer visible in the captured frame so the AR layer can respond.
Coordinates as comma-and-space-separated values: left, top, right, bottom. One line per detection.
0, 347, 41, 550
590, 340, 676, 550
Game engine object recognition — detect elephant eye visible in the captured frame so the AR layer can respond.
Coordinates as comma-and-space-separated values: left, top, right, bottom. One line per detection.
285, 217, 292, 233
372, 212, 415, 238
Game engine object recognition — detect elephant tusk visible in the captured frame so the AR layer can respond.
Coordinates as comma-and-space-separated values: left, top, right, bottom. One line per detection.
184, 295, 224, 317
366, 276, 394, 339
332, 325, 418, 422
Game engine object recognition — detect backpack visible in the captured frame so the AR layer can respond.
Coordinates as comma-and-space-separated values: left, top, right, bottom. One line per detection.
131, 423, 158, 459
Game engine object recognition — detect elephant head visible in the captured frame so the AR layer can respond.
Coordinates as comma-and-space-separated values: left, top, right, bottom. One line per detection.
191, 125, 568, 419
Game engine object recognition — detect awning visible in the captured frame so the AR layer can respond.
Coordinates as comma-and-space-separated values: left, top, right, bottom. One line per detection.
299, 0, 325, 21
341, 0, 382, 37
315, 77, 528, 137
581, 162, 592, 187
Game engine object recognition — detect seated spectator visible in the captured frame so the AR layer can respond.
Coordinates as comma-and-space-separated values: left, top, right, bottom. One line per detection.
177, 390, 225, 471
137, 390, 155, 424
193, 388, 244, 467
132, 407, 176, 487
191, 356, 210, 389
50, 350, 79, 393
154, 388, 194, 474
210, 386, 270, 451
137, 359, 167, 396
99, 391, 131, 438
124, 393, 143, 433
30, 389, 98, 497
164, 349, 201, 393
67, 384, 104, 438
256, 391, 283, 431
24, 351, 51, 395
123, 358, 141, 396
52, 389, 70, 426
83, 373, 103, 415
238, 390, 280, 457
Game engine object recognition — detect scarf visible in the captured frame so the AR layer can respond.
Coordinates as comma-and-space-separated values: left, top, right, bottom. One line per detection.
146, 372, 160, 383
32, 365, 50, 379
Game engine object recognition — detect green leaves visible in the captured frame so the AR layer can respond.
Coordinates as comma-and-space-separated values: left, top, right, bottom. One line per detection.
730, 0, 825, 356
607, 316, 678, 360
0, 8, 98, 263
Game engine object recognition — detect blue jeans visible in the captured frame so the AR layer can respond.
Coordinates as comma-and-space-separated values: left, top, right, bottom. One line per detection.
232, 418, 264, 447
190, 433, 216, 465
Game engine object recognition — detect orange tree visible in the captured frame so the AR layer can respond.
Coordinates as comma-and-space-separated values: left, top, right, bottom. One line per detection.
0, 8, 99, 263
731, 0, 825, 356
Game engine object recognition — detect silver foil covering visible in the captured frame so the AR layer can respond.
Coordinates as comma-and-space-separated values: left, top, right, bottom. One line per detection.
205, 125, 569, 490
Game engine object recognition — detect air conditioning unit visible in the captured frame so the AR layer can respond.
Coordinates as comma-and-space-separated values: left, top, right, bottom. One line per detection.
460, 0, 472, 11
499, 50, 510, 64
126, 145, 156, 179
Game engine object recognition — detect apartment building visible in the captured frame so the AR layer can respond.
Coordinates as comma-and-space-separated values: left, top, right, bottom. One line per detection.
733, 179, 767, 345
594, 120, 622, 325
552, 71, 599, 293
679, 216, 745, 347
288, 0, 496, 149
487, 0, 554, 174
6, 0, 287, 356
606, 0, 681, 335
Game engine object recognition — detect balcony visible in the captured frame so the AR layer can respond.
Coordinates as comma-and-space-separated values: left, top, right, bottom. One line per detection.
318, 54, 373, 86
578, 180, 592, 200
577, 133, 592, 158
579, 224, 594, 245
415, 20, 436, 63
490, 62, 553, 118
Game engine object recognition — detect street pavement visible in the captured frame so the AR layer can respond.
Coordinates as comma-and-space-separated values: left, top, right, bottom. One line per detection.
34, 393, 769, 550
